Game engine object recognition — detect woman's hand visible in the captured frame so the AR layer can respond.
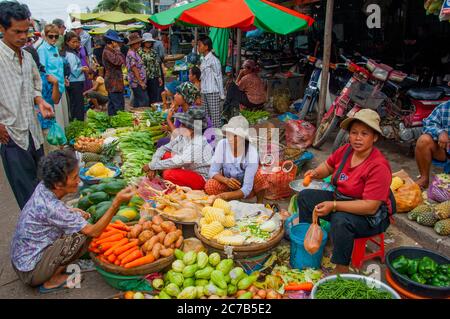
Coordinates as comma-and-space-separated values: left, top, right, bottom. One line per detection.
70, 208, 91, 220
114, 186, 136, 205
225, 178, 241, 190
217, 192, 231, 201
143, 164, 157, 179
304, 169, 318, 179
81, 66, 89, 73
314, 201, 334, 217
438, 131, 449, 150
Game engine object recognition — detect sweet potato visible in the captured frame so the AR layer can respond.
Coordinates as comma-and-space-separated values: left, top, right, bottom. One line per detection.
163, 231, 179, 247
156, 231, 166, 244
151, 224, 163, 233
161, 221, 176, 233
129, 224, 143, 239
159, 248, 174, 257
143, 236, 160, 252
138, 230, 154, 245
152, 243, 162, 260
152, 215, 164, 225
142, 221, 153, 231
175, 235, 184, 248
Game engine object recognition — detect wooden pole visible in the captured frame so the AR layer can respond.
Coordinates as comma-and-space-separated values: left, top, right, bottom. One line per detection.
236, 28, 242, 74
194, 27, 199, 53
316, 0, 334, 127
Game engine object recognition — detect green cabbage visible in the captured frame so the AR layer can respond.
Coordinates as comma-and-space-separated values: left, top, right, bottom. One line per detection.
183, 251, 197, 265
205, 283, 226, 297
168, 271, 184, 287
183, 264, 198, 278
172, 260, 185, 273
197, 251, 208, 269
183, 277, 195, 288
177, 286, 197, 299
174, 249, 185, 260
165, 283, 181, 297
208, 252, 221, 267
195, 279, 209, 287
152, 278, 164, 290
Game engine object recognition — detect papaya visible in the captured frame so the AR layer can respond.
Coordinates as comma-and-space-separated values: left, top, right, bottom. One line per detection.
103, 180, 127, 195
88, 192, 110, 204
117, 207, 138, 221
86, 205, 97, 215
128, 195, 144, 209
80, 187, 93, 196
93, 201, 112, 221
95, 183, 107, 192
77, 196, 92, 211
111, 215, 130, 223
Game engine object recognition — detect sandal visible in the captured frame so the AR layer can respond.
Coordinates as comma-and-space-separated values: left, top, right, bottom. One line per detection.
38, 280, 69, 294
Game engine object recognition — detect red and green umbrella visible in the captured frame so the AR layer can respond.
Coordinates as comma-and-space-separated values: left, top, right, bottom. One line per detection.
149, 0, 314, 35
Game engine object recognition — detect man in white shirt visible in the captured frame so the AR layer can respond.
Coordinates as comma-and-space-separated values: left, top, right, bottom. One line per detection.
0, 1, 54, 209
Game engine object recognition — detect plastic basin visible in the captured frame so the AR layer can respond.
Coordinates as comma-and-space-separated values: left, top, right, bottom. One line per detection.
385, 247, 450, 298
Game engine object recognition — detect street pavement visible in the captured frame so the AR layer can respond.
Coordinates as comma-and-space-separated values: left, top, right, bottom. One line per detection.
0, 136, 433, 299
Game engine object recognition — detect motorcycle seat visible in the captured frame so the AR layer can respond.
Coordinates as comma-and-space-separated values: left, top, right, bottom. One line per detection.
406, 87, 445, 100
437, 85, 450, 97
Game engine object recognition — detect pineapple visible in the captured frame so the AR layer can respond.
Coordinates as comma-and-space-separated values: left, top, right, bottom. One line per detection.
390, 176, 404, 191
84, 142, 102, 154
417, 211, 439, 227
407, 204, 432, 221
435, 200, 450, 220
434, 219, 450, 236
82, 152, 101, 163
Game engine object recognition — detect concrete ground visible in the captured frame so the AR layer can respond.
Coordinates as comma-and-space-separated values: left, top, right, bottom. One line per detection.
0, 119, 446, 299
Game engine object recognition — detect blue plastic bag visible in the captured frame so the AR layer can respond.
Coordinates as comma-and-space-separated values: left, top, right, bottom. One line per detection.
47, 120, 67, 146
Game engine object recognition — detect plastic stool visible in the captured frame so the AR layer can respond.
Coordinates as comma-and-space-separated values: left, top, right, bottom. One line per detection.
351, 233, 385, 268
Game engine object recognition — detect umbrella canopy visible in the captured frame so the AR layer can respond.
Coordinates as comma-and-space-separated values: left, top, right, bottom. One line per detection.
88, 24, 144, 35
71, 11, 150, 24
209, 28, 230, 66
149, 0, 314, 35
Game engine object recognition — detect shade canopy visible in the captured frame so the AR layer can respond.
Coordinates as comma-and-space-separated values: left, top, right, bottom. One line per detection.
149, 0, 314, 35
88, 24, 145, 35
70, 11, 150, 24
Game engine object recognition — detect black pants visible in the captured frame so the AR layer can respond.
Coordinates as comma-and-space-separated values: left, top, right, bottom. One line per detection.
0, 134, 44, 209
131, 86, 149, 108
147, 78, 161, 104
223, 82, 264, 117
297, 189, 390, 266
67, 81, 85, 121
108, 92, 125, 116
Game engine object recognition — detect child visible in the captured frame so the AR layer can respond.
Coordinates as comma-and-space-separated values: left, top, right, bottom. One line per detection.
84, 74, 109, 111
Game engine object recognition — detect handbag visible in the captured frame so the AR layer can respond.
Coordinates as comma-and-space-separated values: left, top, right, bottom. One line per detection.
331, 146, 395, 228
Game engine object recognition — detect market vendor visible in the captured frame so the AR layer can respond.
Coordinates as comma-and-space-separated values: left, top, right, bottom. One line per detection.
10, 150, 134, 293
415, 100, 450, 189
161, 80, 181, 110
297, 109, 393, 274
143, 108, 213, 190
205, 116, 269, 203
222, 59, 266, 120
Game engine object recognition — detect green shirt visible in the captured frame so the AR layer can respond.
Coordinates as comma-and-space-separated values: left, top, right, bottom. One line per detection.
138, 48, 161, 79
55, 36, 64, 51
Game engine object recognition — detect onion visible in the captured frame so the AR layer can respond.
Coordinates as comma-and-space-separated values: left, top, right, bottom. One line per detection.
257, 290, 267, 299
248, 286, 258, 295
266, 289, 279, 299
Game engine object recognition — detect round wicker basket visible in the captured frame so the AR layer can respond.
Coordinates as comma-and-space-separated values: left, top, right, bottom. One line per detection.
194, 224, 284, 258
90, 252, 175, 276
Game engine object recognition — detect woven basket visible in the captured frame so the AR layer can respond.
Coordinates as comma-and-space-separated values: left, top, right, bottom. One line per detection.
194, 224, 284, 259
90, 252, 175, 276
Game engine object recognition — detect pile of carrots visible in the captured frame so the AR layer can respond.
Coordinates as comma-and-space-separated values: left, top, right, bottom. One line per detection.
88, 220, 156, 269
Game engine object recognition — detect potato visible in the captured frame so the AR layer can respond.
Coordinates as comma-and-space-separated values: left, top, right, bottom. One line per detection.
175, 235, 183, 248
163, 231, 179, 247
160, 221, 176, 233
143, 236, 159, 252
257, 290, 267, 299
142, 221, 153, 231
138, 230, 154, 245
157, 231, 166, 244
152, 224, 163, 233
152, 243, 162, 260
129, 224, 143, 239
160, 248, 174, 257
152, 215, 164, 225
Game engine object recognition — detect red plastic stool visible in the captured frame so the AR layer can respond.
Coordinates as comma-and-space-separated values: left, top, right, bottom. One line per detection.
351, 233, 385, 268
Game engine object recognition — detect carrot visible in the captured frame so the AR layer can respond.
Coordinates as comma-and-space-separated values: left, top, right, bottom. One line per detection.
117, 246, 139, 261
303, 175, 312, 187
113, 239, 139, 255
98, 241, 121, 252
124, 253, 155, 269
109, 223, 130, 232
96, 233, 124, 245
284, 282, 314, 291
88, 247, 101, 254
104, 238, 129, 256
107, 254, 117, 263
120, 250, 143, 266
97, 229, 122, 240
98, 255, 111, 264
114, 259, 121, 266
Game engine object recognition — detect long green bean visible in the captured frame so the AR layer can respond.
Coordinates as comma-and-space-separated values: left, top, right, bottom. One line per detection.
315, 276, 392, 299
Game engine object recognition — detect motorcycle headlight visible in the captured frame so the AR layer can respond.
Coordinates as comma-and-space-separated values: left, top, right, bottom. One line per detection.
373, 67, 389, 81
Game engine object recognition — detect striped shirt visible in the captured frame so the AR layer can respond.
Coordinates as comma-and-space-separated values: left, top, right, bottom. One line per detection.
0, 40, 44, 151
422, 100, 450, 141
149, 134, 213, 179
200, 52, 224, 98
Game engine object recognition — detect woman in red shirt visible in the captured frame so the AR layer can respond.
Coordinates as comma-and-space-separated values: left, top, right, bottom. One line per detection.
298, 109, 393, 274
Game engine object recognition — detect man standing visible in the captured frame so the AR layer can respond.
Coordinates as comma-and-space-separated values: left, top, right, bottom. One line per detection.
0, 1, 54, 209
71, 20, 92, 56
150, 29, 166, 99
52, 18, 66, 51
102, 30, 126, 116
415, 100, 450, 188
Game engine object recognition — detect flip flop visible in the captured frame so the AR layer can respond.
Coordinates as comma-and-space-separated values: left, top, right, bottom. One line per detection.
38, 280, 69, 294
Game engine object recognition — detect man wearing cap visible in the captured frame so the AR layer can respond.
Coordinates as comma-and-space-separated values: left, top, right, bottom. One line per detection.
139, 33, 163, 104
143, 108, 213, 190
297, 109, 394, 274
102, 30, 126, 116
126, 33, 149, 108
71, 21, 92, 56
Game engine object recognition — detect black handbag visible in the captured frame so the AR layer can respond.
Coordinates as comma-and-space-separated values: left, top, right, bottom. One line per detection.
331, 147, 394, 228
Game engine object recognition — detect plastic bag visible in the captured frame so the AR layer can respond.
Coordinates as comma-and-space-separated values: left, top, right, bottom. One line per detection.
285, 120, 316, 149
304, 210, 323, 255
394, 183, 423, 213
427, 174, 450, 203
47, 120, 67, 146
263, 161, 298, 200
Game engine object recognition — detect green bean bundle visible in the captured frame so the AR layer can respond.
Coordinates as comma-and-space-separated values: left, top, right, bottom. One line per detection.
315, 276, 393, 299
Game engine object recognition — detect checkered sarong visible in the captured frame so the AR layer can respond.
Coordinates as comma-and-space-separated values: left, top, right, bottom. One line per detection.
205, 168, 269, 198
202, 92, 222, 128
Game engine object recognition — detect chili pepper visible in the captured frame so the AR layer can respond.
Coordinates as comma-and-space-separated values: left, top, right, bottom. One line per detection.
418, 256, 438, 279
410, 273, 427, 285
437, 264, 450, 276
431, 274, 449, 287
406, 259, 419, 276
392, 255, 409, 274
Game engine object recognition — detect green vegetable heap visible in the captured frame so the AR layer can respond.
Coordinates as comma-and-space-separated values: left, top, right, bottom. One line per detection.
65, 120, 97, 141
110, 111, 134, 128
392, 255, 449, 287
240, 110, 270, 125
86, 109, 111, 132
315, 275, 393, 299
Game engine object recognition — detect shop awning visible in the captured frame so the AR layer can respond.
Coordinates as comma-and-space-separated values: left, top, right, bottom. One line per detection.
70, 11, 150, 24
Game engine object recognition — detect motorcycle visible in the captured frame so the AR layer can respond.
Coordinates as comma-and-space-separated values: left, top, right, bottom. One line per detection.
329, 58, 450, 151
